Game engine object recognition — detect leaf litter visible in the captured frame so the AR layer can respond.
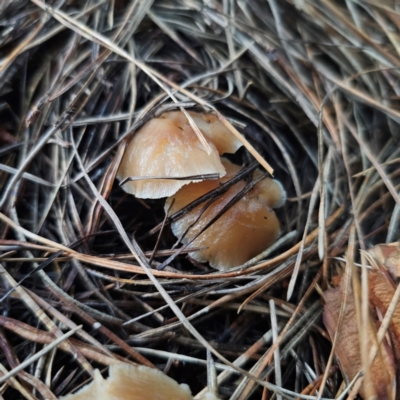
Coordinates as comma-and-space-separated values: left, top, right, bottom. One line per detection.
0, 0, 400, 399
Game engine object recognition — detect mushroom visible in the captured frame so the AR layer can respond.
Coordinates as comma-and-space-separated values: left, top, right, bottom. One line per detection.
117, 111, 242, 199
161, 111, 242, 155
60, 363, 193, 400
165, 159, 285, 271
60, 363, 221, 400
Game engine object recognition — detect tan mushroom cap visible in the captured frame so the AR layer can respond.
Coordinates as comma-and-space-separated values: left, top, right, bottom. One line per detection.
161, 111, 242, 155
165, 159, 285, 271
252, 169, 287, 208
60, 363, 193, 400
117, 117, 226, 199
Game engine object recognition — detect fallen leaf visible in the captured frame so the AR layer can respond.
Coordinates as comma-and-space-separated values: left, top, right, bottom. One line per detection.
323, 276, 395, 399
367, 243, 400, 280
369, 270, 400, 340
368, 269, 400, 387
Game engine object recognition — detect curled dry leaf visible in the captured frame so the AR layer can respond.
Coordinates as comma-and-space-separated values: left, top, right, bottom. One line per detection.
367, 243, 400, 280
165, 158, 285, 271
117, 111, 242, 199
322, 276, 395, 399
369, 270, 400, 363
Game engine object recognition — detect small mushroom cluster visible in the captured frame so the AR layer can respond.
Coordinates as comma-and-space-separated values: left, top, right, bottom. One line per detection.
118, 110, 285, 270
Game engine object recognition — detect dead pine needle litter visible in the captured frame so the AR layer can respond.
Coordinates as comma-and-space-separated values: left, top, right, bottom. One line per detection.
0, 0, 400, 399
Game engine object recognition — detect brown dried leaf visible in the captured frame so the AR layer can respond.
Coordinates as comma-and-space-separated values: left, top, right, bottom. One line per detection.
367, 243, 400, 280
369, 270, 400, 346
323, 277, 395, 399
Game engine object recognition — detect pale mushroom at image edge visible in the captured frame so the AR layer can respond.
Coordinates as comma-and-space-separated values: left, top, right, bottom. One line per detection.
165, 159, 286, 271
117, 111, 242, 199
59, 363, 220, 400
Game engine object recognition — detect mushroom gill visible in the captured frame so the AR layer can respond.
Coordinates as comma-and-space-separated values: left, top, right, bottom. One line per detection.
165, 159, 285, 271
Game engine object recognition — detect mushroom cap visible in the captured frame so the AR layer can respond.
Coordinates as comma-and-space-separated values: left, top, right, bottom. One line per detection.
161, 111, 242, 155
253, 169, 287, 208
60, 363, 193, 400
117, 117, 226, 199
165, 159, 285, 271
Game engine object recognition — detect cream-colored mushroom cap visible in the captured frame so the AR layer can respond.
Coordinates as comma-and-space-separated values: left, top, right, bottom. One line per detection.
117, 117, 226, 199
60, 363, 193, 400
165, 159, 285, 271
161, 111, 242, 155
